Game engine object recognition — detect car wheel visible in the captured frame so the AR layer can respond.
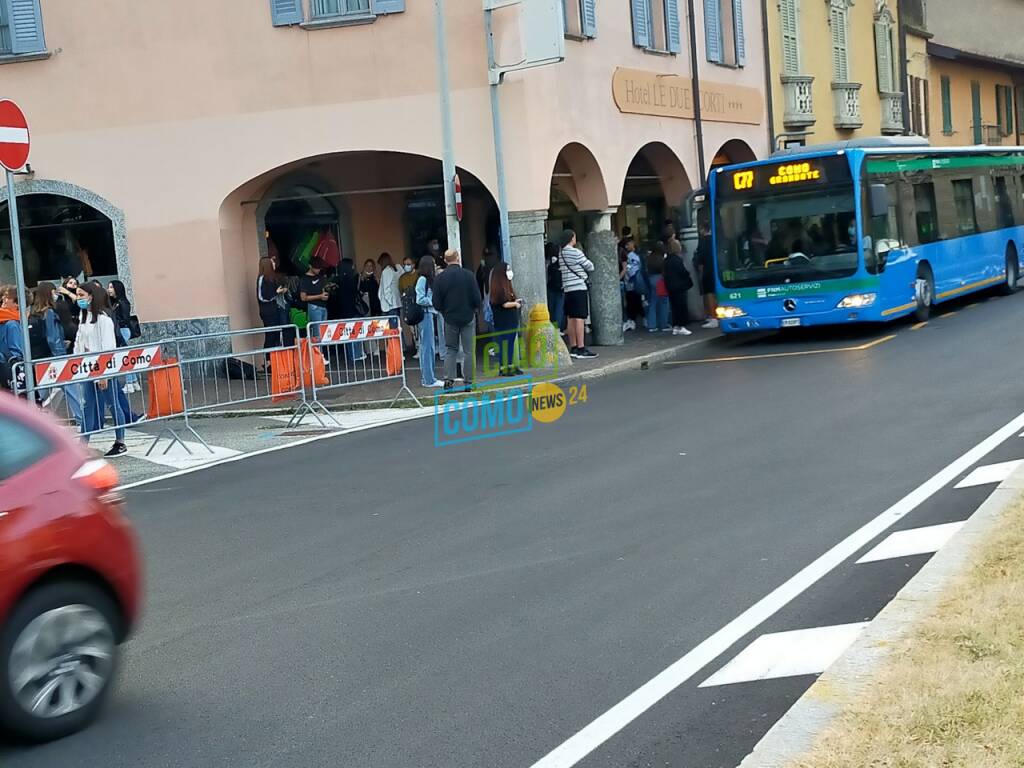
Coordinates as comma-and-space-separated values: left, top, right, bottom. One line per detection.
999, 250, 1019, 295
0, 582, 120, 742
914, 267, 934, 322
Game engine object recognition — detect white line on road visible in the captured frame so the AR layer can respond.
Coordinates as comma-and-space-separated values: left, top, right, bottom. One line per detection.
954, 459, 1024, 488
527, 409, 1024, 768
698, 624, 868, 688
855, 521, 966, 564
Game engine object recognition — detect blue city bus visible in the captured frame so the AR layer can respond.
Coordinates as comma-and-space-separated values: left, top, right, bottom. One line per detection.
708, 138, 1024, 332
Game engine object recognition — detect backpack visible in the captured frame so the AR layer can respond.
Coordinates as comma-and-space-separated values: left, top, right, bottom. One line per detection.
27, 312, 52, 361
401, 286, 425, 326
547, 252, 563, 292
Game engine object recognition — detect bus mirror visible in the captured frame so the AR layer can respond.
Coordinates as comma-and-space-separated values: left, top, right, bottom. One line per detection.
868, 184, 889, 218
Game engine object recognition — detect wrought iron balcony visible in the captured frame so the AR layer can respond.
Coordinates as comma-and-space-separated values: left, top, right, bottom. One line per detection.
832, 82, 863, 130
782, 75, 815, 129
880, 92, 904, 135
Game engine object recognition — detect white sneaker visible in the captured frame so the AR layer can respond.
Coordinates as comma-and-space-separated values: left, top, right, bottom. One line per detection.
702, 319, 719, 329
413, 352, 419, 359
426, 380, 445, 388
673, 326, 692, 336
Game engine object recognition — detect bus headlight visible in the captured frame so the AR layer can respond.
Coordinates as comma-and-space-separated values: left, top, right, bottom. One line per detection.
716, 305, 747, 319
836, 293, 877, 309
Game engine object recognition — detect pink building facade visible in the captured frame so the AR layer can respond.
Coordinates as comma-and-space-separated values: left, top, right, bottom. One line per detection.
0, 0, 768, 339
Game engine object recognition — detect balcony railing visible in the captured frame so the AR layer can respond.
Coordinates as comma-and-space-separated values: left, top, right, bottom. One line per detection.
782, 75, 815, 129
880, 92, 904, 135
832, 82, 863, 130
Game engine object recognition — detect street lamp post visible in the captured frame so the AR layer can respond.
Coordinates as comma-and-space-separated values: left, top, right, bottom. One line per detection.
433, 0, 462, 254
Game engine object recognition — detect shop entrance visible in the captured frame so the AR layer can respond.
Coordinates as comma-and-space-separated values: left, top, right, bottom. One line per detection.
264, 185, 343, 277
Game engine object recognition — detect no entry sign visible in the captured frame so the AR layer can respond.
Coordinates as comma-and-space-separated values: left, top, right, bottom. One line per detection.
0, 99, 30, 172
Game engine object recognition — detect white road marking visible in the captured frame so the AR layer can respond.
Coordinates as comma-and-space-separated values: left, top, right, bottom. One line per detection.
120, 430, 240, 469
698, 623, 868, 687
856, 521, 966, 564
263, 407, 433, 429
527, 408, 1024, 768
954, 459, 1024, 488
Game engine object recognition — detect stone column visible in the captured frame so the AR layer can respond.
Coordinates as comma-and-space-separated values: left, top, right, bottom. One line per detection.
679, 225, 707, 321
509, 209, 573, 370
584, 209, 623, 346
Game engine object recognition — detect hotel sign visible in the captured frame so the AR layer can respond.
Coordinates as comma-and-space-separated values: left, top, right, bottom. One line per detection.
612, 68, 763, 125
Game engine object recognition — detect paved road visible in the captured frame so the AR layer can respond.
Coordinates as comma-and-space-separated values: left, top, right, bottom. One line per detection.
4, 291, 1024, 768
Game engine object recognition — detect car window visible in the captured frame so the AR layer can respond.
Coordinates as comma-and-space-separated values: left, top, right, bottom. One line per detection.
0, 416, 53, 483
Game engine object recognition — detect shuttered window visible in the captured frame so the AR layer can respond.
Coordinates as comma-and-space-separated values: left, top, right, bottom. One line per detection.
829, 1, 850, 83
704, 0, 723, 62
732, 0, 745, 65
779, 0, 801, 75
562, 0, 597, 39
633, 0, 681, 54
631, 0, 651, 47
873, 16, 894, 93
941, 75, 953, 134
0, 0, 45, 55
270, 0, 404, 27
704, 0, 744, 65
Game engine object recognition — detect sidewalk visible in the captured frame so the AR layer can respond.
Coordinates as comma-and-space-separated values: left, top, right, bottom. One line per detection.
199, 326, 719, 417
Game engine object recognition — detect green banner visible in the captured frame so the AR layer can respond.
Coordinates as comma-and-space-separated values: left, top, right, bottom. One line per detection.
867, 154, 1024, 174
719, 277, 879, 302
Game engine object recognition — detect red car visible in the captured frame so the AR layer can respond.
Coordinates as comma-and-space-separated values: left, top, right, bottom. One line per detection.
0, 391, 141, 742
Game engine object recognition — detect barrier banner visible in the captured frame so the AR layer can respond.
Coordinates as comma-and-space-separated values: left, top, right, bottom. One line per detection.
35, 346, 164, 386
319, 319, 398, 343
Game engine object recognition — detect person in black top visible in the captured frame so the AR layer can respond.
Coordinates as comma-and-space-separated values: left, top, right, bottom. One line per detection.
257, 255, 288, 349
663, 241, 693, 336
693, 221, 720, 329
55, 277, 80, 347
299, 259, 329, 340
327, 259, 365, 363
432, 249, 481, 389
106, 280, 134, 346
359, 259, 382, 317
488, 262, 524, 376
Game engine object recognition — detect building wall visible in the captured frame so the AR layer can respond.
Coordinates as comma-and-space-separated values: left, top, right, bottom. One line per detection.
927, 58, 1020, 147
1, 0, 767, 328
925, 0, 1024, 66
767, 0, 902, 145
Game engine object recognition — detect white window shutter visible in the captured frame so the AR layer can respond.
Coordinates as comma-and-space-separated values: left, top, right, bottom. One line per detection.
732, 0, 746, 65
631, 0, 651, 48
666, 0, 682, 53
830, 4, 849, 82
780, 0, 800, 75
705, 0, 723, 63
874, 19, 893, 92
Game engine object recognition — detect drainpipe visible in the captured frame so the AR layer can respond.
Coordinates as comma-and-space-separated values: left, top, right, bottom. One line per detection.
897, 2, 911, 135
686, 0, 707, 185
760, 0, 776, 150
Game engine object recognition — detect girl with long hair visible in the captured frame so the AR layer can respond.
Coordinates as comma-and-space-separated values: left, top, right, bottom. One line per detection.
488, 262, 524, 376
75, 282, 129, 457
414, 256, 442, 387
257, 255, 289, 352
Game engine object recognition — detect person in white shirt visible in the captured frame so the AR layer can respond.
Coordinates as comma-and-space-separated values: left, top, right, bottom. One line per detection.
377, 252, 402, 317
75, 282, 129, 457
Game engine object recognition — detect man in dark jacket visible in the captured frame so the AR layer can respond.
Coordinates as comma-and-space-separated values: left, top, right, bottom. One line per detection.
433, 249, 481, 389
663, 240, 693, 336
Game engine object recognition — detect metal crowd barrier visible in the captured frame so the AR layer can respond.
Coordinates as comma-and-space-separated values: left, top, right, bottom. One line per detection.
14, 339, 211, 456
293, 315, 421, 427
171, 324, 306, 416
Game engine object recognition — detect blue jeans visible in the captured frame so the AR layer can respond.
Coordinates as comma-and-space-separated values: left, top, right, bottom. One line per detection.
82, 381, 127, 442
419, 312, 437, 385
647, 277, 669, 330
64, 383, 84, 426
119, 327, 139, 387
308, 304, 328, 341
547, 289, 565, 330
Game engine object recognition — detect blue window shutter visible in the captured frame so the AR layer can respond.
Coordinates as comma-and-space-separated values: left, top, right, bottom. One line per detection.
581, 0, 597, 38
270, 0, 303, 27
704, 0, 723, 63
371, 0, 405, 14
732, 0, 746, 65
631, 0, 651, 48
666, 0, 682, 53
9, 0, 45, 54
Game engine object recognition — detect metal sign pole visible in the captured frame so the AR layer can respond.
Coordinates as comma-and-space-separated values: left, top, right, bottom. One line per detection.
5, 169, 34, 402
433, 0, 462, 254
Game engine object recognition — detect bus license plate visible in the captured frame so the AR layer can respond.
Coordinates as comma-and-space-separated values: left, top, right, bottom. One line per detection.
781, 318, 801, 327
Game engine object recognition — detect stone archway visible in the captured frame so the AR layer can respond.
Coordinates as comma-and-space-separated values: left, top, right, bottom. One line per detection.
619, 141, 693, 248
0, 178, 131, 296
711, 139, 758, 169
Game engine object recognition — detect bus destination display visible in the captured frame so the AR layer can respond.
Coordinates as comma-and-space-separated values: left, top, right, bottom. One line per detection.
720, 156, 848, 197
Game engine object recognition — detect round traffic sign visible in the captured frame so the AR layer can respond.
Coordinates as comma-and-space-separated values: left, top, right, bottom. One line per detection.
0, 99, 31, 172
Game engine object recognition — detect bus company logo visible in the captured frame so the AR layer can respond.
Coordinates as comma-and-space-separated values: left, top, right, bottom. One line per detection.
756, 288, 768, 298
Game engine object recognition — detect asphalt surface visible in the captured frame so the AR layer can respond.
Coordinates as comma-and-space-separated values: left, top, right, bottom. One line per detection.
4, 289, 1024, 768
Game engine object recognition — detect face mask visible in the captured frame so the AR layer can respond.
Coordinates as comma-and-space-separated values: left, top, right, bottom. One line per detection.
507, 270, 515, 280
848, 226, 856, 238
403, 265, 412, 273
77, 299, 90, 310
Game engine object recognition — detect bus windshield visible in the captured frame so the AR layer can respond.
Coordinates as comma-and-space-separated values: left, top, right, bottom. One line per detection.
716, 169, 860, 289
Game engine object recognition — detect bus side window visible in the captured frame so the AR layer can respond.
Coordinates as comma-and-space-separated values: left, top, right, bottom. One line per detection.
865, 181, 900, 274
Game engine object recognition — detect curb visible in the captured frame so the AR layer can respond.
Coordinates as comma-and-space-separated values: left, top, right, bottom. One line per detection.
738, 464, 1024, 768
191, 335, 716, 419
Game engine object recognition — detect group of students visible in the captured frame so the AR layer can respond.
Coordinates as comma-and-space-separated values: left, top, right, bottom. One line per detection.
620, 223, 719, 335
0, 276, 143, 457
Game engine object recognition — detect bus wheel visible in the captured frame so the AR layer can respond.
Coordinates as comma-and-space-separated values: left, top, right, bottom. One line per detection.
999, 248, 1019, 295
914, 268, 934, 322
